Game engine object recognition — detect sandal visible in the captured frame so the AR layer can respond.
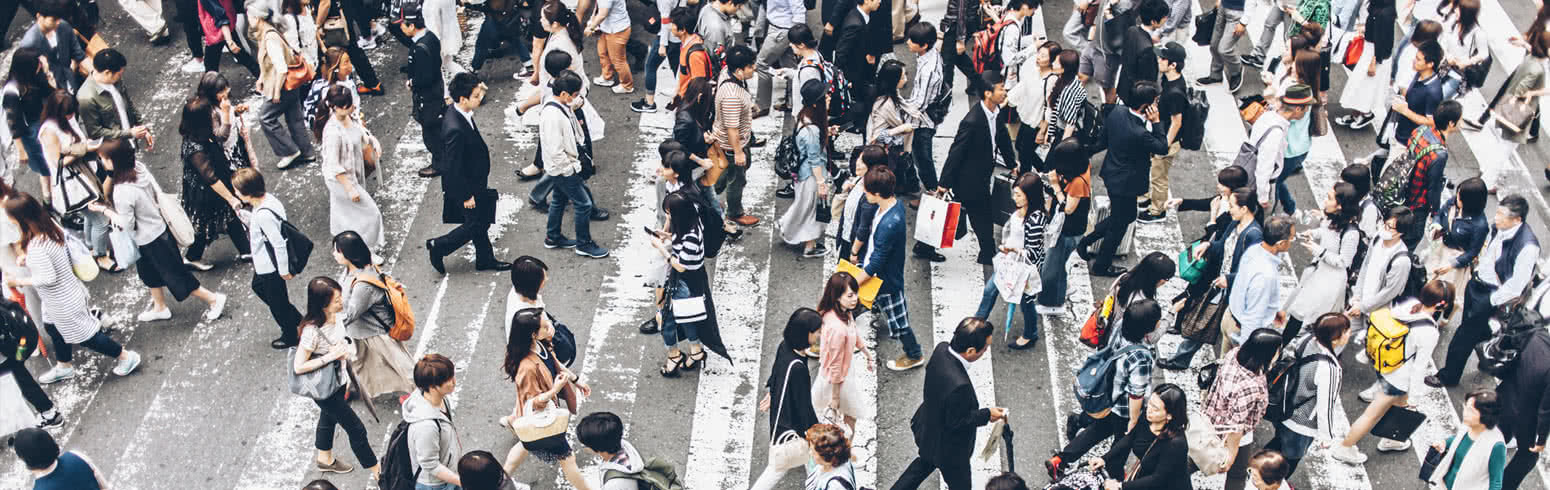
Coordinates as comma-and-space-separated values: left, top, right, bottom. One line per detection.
661, 352, 685, 377
682, 349, 707, 371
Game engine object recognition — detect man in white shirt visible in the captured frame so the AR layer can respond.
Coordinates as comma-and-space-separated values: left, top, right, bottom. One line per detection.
1245, 84, 1309, 211
1430, 195, 1540, 387
232, 169, 303, 349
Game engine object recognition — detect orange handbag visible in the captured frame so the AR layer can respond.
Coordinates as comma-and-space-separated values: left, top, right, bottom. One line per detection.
1343, 34, 1365, 69
1079, 288, 1118, 348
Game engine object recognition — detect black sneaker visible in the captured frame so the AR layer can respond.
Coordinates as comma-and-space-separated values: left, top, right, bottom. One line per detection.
630, 99, 657, 113
1349, 113, 1376, 129
1227, 76, 1244, 93
775, 183, 796, 199
639, 316, 660, 334
1135, 199, 1151, 209
1240, 54, 1265, 68
1196, 75, 1224, 85
1137, 210, 1167, 223
37, 411, 62, 428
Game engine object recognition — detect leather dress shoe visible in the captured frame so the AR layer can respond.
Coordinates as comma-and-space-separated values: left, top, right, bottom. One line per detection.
1091, 265, 1127, 277
418, 166, 440, 177
476, 261, 513, 272
590, 207, 611, 221
427, 239, 445, 274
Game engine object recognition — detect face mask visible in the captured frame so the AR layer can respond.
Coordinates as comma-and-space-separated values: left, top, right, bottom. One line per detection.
1379, 229, 1396, 241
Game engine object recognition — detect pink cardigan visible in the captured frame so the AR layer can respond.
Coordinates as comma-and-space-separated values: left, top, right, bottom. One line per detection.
819, 311, 863, 385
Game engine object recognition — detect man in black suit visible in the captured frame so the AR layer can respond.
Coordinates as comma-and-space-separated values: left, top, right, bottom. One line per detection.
1079, 80, 1169, 276
427, 73, 511, 274
399, 6, 446, 178
834, 0, 882, 130
1115, 0, 1170, 102
890, 317, 1006, 490
935, 72, 1020, 265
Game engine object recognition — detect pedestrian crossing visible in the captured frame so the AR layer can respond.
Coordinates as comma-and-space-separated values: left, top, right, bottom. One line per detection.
5, 1, 1550, 489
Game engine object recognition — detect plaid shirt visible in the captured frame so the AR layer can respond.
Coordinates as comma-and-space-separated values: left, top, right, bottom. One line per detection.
1403, 126, 1450, 215
1107, 333, 1155, 419
1203, 349, 1269, 434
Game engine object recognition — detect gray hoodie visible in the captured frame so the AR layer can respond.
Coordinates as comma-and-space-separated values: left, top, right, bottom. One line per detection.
598, 440, 646, 490
403, 390, 462, 486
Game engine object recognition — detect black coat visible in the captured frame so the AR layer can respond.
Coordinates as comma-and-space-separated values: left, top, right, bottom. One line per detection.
909, 342, 992, 465
940, 103, 1019, 206
1102, 423, 1193, 489
439, 107, 491, 224
1497, 328, 1550, 446
766, 343, 820, 444
833, 9, 874, 85
1097, 105, 1169, 197
409, 32, 446, 118
1116, 26, 1158, 101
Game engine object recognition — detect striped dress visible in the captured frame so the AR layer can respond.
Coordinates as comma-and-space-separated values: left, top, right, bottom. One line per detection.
27, 236, 98, 343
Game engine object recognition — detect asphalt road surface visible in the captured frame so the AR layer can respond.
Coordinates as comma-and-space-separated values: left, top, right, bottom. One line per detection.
3, 0, 1550, 489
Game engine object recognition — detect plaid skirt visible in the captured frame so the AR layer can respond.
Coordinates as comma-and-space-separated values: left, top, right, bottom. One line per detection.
874, 291, 911, 338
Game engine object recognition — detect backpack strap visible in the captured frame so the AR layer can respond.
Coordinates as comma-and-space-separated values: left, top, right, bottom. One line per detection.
768, 358, 803, 447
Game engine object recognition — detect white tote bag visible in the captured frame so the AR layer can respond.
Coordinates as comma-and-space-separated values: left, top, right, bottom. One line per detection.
992, 251, 1038, 302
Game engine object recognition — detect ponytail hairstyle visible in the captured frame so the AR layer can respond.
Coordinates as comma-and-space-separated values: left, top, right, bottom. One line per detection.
1230, 187, 1264, 225
1047, 50, 1080, 110
543, 0, 584, 50
1310, 312, 1351, 352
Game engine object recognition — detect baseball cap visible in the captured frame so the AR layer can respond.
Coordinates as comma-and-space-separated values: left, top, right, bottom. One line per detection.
1156, 42, 1185, 64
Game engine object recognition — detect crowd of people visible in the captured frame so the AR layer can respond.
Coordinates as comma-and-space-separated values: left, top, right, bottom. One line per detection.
2, 0, 1550, 487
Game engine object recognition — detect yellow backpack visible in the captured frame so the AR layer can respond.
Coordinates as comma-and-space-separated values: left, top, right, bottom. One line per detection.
1366, 308, 1421, 374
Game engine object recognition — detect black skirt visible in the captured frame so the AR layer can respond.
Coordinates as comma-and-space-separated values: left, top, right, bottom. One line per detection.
520, 432, 573, 465
136, 230, 201, 301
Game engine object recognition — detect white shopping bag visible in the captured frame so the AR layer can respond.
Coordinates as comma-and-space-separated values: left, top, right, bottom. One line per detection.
993, 251, 1035, 302
912, 194, 961, 249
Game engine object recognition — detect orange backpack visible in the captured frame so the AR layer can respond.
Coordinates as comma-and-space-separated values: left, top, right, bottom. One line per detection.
358, 271, 416, 342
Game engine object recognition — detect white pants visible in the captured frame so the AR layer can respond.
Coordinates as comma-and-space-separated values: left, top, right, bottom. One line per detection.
749, 432, 810, 490
119, 0, 166, 34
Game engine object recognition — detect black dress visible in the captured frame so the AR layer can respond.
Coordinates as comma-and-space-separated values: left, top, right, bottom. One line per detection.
179, 138, 250, 257
1101, 422, 1193, 489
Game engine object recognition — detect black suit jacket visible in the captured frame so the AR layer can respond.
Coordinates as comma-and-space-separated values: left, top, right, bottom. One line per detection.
910, 342, 991, 465
1116, 26, 1158, 101
1097, 105, 1169, 197
940, 103, 1019, 206
409, 32, 446, 118
439, 106, 492, 223
834, 9, 873, 85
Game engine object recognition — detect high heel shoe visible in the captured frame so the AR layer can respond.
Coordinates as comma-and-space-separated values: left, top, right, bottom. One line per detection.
682, 349, 707, 371
661, 352, 685, 377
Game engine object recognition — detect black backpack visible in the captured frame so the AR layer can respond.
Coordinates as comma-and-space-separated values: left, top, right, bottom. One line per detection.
379, 418, 445, 490
259, 208, 314, 275
1074, 102, 1109, 155
1476, 295, 1550, 379
0, 297, 39, 362
1264, 336, 1336, 423
1178, 87, 1210, 151
681, 41, 723, 82
1383, 251, 1427, 300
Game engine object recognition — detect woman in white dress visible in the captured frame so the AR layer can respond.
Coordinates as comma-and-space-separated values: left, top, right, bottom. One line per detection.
811, 272, 876, 432
318, 85, 384, 254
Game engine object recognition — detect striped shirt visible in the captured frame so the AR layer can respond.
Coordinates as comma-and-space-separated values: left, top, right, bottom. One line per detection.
713, 76, 754, 152
903, 47, 943, 130
1047, 80, 1088, 138
673, 227, 706, 270
27, 236, 98, 343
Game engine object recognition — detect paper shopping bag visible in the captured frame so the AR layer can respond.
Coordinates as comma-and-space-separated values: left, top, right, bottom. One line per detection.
836, 259, 882, 309
913, 194, 962, 249
992, 251, 1034, 302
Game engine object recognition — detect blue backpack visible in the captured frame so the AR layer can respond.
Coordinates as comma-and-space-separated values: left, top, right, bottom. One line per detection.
1072, 342, 1149, 414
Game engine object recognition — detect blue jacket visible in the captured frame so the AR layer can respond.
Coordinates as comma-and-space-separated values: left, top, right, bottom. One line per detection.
1209, 219, 1264, 287
863, 202, 908, 294
1433, 197, 1489, 270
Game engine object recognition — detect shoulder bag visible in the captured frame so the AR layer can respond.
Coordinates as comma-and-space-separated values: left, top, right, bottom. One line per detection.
64, 233, 99, 282
145, 173, 194, 246
1177, 286, 1227, 343
287, 329, 344, 400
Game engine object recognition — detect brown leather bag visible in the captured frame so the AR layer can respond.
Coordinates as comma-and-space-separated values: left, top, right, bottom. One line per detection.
700, 148, 729, 187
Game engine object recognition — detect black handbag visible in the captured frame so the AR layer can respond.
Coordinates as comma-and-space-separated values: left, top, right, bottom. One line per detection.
1193, 9, 1217, 47
1178, 287, 1227, 343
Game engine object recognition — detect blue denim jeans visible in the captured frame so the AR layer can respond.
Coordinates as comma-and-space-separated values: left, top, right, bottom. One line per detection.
471, 15, 523, 70
1275, 153, 1307, 215
415, 483, 460, 490
897, 325, 922, 359
528, 174, 555, 203
20, 125, 45, 175
660, 279, 701, 346
911, 127, 939, 190
642, 36, 680, 94
974, 278, 1039, 340
1037, 235, 1078, 309
1164, 337, 1207, 366
546, 173, 595, 244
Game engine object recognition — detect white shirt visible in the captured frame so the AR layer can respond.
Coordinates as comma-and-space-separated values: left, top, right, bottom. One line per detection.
948, 346, 974, 374
100, 84, 131, 131
455, 105, 476, 131
857, 7, 870, 25
981, 102, 1004, 170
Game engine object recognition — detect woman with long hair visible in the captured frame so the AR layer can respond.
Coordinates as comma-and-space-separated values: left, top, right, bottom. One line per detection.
1035, 139, 1091, 315
2, 193, 140, 384
194, 72, 259, 175
778, 80, 831, 257
1264, 41, 1321, 215
1156, 171, 1252, 370
811, 272, 875, 432
275, 0, 319, 69
36, 89, 111, 269
973, 172, 1049, 349
1203, 328, 1282, 489
179, 96, 253, 271
319, 86, 384, 254
1264, 313, 1351, 478
1010, 41, 1062, 138
672, 77, 742, 237
866, 60, 930, 197
1477, 30, 1550, 181
1426, 177, 1488, 326
1282, 182, 1362, 345
3, 49, 55, 195
498, 308, 593, 489
538, 0, 588, 91
93, 138, 227, 323
1039, 51, 1086, 144
1090, 384, 1192, 488
289, 277, 379, 479
1439, 0, 1488, 98
832, 145, 882, 263
751, 308, 823, 490
1106, 252, 1177, 337
649, 192, 726, 376
1334, 0, 1399, 129
194, 0, 261, 76
331, 231, 412, 398
310, 47, 362, 135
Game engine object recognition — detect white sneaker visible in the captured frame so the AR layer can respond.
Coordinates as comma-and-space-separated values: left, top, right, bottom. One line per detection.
181, 58, 205, 73
509, 480, 532, 490
1507, 438, 1518, 450
1358, 383, 1379, 403
371, 22, 387, 38
137, 308, 172, 322
1328, 444, 1368, 464
184, 259, 214, 271
113, 351, 143, 376
611, 84, 634, 94
37, 366, 75, 384
204, 293, 228, 321
1377, 438, 1412, 452
357, 36, 377, 50
591, 76, 618, 87
276, 152, 303, 169
1354, 346, 1370, 365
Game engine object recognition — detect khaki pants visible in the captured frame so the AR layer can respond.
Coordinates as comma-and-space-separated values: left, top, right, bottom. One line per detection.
1148, 142, 1180, 214
597, 28, 634, 90
892, 0, 919, 39
1218, 312, 1240, 357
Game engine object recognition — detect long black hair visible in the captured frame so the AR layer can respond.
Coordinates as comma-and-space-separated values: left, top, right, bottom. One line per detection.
673, 77, 715, 126
1047, 50, 1080, 111
1116, 252, 1175, 302
6, 48, 51, 94
1151, 384, 1190, 439
797, 79, 831, 156
874, 59, 906, 109
543, 0, 584, 51
298, 277, 343, 337
1326, 182, 1360, 231
663, 192, 701, 238
503, 307, 550, 380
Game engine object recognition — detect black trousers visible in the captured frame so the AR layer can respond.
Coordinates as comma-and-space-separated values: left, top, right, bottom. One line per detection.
343, 40, 383, 88
939, 29, 979, 94
431, 221, 496, 265
1437, 278, 1497, 385
176, 0, 203, 58
962, 200, 996, 261
0, 0, 33, 49
416, 106, 445, 170
185, 215, 252, 261
252, 272, 302, 343
1082, 193, 1139, 270
891, 455, 972, 490
1502, 409, 1540, 489
314, 386, 379, 467
0, 358, 53, 413
203, 42, 260, 77
1057, 413, 1129, 462
42, 325, 123, 364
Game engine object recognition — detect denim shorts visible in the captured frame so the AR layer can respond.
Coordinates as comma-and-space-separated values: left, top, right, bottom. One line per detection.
1378, 376, 1407, 397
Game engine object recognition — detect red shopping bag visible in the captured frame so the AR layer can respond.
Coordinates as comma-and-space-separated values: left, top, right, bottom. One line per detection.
913, 194, 962, 249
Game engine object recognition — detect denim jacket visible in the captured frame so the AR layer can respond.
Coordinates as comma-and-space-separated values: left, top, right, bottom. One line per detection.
795, 123, 825, 182
1433, 197, 1489, 270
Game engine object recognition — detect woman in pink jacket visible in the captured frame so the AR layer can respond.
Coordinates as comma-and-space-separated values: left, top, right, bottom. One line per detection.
810, 271, 876, 432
